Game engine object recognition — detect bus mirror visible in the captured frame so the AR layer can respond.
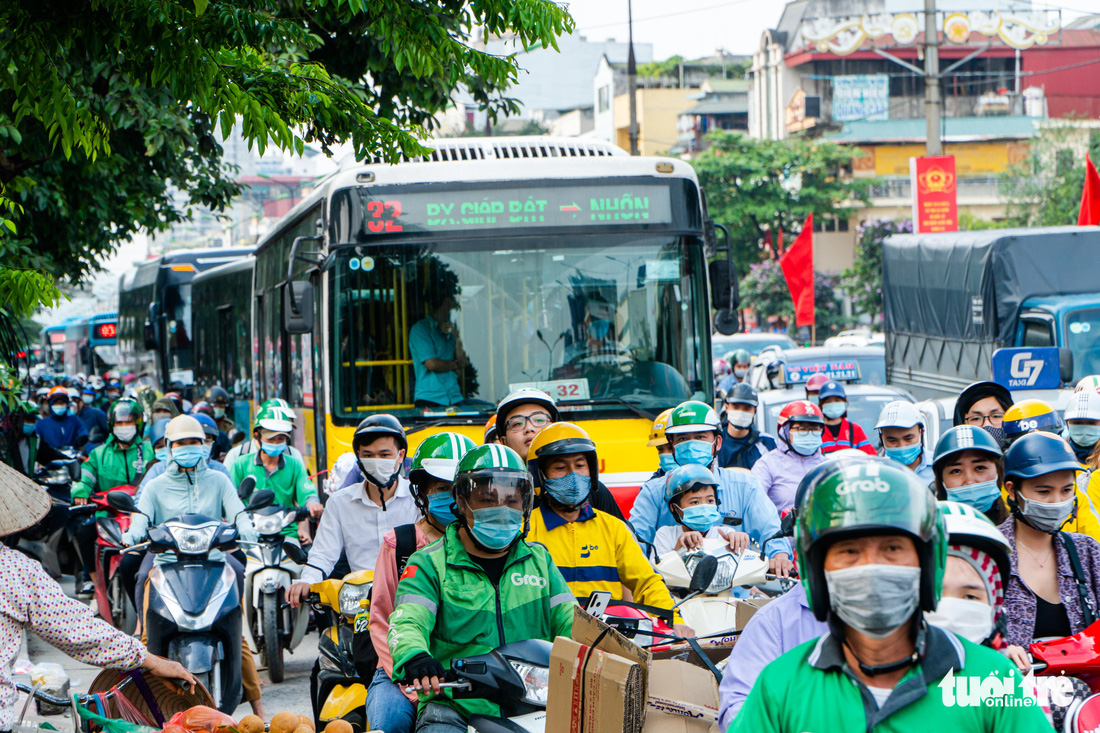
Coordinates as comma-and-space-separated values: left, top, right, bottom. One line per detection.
709, 260, 739, 310
1059, 348, 1075, 385
284, 281, 314, 334
714, 309, 740, 336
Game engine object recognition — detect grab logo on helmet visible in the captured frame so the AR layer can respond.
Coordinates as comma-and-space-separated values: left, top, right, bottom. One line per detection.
835, 464, 891, 495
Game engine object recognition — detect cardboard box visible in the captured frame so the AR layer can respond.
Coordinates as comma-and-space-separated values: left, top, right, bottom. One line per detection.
678, 596, 773, 638
548, 607, 722, 733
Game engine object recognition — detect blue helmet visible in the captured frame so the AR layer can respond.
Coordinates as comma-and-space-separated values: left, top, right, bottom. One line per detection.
1003, 432, 1080, 482
149, 418, 172, 448
192, 412, 219, 439
817, 381, 846, 402
664, 464, 720, 506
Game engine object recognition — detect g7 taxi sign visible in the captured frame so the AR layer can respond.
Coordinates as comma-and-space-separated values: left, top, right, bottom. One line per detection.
991, 347, 1062, 391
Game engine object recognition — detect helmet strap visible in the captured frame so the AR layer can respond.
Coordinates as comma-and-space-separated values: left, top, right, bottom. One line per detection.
835, 616, 925, 677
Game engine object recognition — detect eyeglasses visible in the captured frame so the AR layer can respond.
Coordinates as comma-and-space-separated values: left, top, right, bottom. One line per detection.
505, 411, 552, 433
789, 424, 824, 435
964, 412, 1005, 427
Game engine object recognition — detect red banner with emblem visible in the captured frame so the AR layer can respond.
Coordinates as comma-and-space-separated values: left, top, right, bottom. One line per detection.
910, 155, 958, 233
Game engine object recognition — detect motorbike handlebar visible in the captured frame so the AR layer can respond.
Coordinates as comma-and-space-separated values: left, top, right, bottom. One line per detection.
121, 542, 151, 554
15, 682, 72, 707
403, 681, 471, 695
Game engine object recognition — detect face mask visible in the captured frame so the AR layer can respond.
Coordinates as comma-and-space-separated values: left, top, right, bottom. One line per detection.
543, 472, 591, 507
885, 443, 922, 466
825, 564, 922, 639
22, 423, 36, 436
213, 407, 226, 419
821, 403, 847, 420
982, 425, 1006, 449
658, 453, 679, 473
469, 506, 524, 551
155, 447, 169, 462
113, 425, 137, 443
789, 431, 822, 456
680, 504, 721, 533
925, 597, 995, 645
1067, 424, 1100, 448
82, 395, 94, 405
261, 441, 287, 457
427, 492, 458, 525
50, 404, 67, 417
733, 367, 749, 379
1016, 493, 1076, 533
67, 405, 78, 417
201, 443, 213, 461
588, 319, 611, 340
171, 445, 205, 469
153, 412, 172, 423
674, 440, 714, 467
726, 409, 754, 429
945, 479, 1001, 512
360, 457, 400, 487
107, 392, 120, 401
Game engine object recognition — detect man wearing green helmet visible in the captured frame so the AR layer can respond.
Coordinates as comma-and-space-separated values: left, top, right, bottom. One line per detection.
388, 444, 574, 732
221, 401, 303, 470
716, 349, 752, 398
733, 457, 1047, 732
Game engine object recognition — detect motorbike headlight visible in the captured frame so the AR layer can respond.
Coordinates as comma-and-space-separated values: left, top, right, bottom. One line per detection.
684, 552, 738, 593
338, 581, 372, 617
43, 469, 69, 485
508, 661, 550, 705
166, 522, 219, 554
252, 513, 290, 535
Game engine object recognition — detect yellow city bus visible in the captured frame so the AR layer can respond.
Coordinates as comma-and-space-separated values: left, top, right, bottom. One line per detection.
249, 137, 727, 513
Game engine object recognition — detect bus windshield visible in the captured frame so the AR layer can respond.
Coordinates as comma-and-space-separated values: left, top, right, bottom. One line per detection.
329, 233, 709, 423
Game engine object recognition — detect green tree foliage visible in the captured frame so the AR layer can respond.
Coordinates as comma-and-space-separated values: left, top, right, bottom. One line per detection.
738, 258, 846, 337
693, 131, 872, 272
1000, 126, 1100, 227
0, 0, 573, 285
841, 218, 912, 323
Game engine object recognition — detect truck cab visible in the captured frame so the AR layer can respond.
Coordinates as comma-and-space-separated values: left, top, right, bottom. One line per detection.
1017, 293, 1100, 382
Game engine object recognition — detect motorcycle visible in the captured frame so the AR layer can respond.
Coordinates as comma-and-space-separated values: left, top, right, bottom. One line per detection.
283, 538, 373, 732
403, 640, 551, 733
91, 484, 138, 634
6, 451, 89, 580
107, 488, 275, 714
242, 501, 310, 683
1029, 618, 1100, 730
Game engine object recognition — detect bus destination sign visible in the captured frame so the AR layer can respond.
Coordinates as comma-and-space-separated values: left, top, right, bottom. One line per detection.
357, 184, 674, 235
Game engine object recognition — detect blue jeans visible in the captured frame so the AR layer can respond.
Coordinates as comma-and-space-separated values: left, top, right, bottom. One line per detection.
414, 702, 465, 733
366, 667, 417, 733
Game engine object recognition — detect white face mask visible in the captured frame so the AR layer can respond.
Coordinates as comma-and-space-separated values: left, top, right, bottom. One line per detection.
360, 457, 400, 487
113, 425, 137, 443
925, 597, 995, 644
726, 409, 754, 429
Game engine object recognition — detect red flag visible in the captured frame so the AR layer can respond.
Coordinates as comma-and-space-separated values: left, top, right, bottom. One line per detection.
779, 214, 815, 328
1079, 154, 1100, 226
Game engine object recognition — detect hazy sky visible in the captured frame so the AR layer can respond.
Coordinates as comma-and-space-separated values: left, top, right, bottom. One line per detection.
562, 0, 1100, 60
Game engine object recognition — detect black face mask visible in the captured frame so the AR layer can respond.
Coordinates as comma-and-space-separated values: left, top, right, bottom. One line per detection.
982, 424, 1006, 449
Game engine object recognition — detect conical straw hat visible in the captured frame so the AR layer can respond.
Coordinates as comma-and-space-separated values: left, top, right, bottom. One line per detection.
0, 460, 51, 536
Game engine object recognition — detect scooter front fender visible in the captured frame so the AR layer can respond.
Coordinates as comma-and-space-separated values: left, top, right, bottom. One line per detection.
319, 684, 367, 723
252, 567, 292, 607
169, 635, 218, 674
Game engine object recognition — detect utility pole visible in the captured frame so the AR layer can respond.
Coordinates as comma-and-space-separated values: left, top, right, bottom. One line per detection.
627, 0, 639, 156
924, 0, 942, 155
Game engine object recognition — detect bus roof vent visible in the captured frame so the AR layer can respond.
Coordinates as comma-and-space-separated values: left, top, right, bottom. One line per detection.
366, 137, 626, 165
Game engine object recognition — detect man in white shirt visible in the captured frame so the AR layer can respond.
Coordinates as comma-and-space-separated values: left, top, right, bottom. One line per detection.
286, 414, 421, 606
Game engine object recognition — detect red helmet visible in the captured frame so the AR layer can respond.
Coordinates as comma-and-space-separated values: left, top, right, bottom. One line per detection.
804, 374, 830, 394
713, 358, 732, 377
779, 400, 825, 426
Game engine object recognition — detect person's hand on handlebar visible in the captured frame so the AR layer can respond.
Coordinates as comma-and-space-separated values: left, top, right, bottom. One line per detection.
286, 581, 311, 608
674, 531, 704, 551
406, 652, 445, 697
717, 528, 751, 554
768, 553, 795, 579
73, 497, 88, 506
672, 623, 696, 640
140, 654, 198, 693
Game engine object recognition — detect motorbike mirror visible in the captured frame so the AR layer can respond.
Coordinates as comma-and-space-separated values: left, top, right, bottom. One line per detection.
66, 461, 82, 482
88, 426, 107, 445
96, 517, 123, 546
238, 475, 257, 501
688, 554, 719, 594
105, 490, 138, 514
282, 540, 309, 565
246, 488, 275, 511
75, 434, 89, 449
780, 511, 796, 539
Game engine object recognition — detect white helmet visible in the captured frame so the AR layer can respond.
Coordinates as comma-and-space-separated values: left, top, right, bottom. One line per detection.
1076, 375, 1100, 394
164, 415, 205, 444
1065, 390, 1100, 422
875, 401, 924, 430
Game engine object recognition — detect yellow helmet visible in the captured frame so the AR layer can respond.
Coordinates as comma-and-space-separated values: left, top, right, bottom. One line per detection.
1003, 399, 1063, 443
527, 422, 599, 504
647, 408, 674, 447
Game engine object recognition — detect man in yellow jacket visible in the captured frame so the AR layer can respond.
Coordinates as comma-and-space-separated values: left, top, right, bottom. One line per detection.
523, 422, 692, 638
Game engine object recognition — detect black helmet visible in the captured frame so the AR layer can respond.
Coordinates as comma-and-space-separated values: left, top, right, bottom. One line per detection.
107, 398, 146, 435
204, 386, 230, 406
724, 382, 759, 407
352, 414, 408, 453
953, 381, 1013, 427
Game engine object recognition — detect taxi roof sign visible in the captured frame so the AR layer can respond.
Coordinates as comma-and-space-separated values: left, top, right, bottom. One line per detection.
783, 361, 862, 385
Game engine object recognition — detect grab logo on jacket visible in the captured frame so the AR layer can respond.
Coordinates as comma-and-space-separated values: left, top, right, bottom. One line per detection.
511, 572, 547, 588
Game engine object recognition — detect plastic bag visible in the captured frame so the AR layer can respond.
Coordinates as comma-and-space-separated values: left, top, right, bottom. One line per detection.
166, 706, 236, 733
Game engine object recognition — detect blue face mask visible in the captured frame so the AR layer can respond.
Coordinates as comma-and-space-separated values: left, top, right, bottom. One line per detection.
680, 504, 721, 533
1067, 425, 1100, 448
50, 404, 67, 417
674, 440, 714, 467
945, 479, 1001, 512
427, 492, 458, 525
154, 447, 169, 462
261, 441, 287, 457
588, 319, 611, 340
543, 471, 591, 507
171, 445, 205, 469
22, 423, 36, 436
67, 405, 77, 417
201, 443, 213, 461
789, 431, 822, 456
470, 506, 524, 551
821, 403, 847, 420
885, 443, 922, 466
658, 453, 679, 473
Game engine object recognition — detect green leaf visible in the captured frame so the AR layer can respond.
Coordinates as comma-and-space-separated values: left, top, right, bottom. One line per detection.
193, 0, 208, 15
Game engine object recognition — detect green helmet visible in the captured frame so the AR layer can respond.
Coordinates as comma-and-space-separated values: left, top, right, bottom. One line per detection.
730, 349, 751, 365
15, 400, 38, 417
796, 456, 946, 622
107, 398, 145, 434
665, 400, 721, 436
452, 444, 535, 527
253, 404, 293, 433
260, 398, 296, 424
410, 432, 478, 485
